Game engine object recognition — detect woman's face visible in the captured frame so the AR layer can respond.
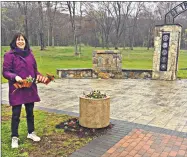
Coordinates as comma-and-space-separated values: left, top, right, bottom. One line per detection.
16, 35, 26, 49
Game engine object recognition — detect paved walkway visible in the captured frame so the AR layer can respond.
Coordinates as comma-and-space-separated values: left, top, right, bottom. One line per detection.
70, 120, 187, 157
2, 78, 187, 156
101, 128, 187, 157
2, 79, 187, 132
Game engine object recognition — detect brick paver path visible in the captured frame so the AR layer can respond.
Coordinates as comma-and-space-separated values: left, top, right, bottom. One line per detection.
102, 129, 187, 157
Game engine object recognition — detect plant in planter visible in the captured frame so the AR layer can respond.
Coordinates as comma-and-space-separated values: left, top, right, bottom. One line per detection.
25, 75, 35, 87
55, 90, 113, 137
12, 75, 34, 94
79, 90, 110, 129
83, 90, 107, 99
13, 74, 55, 93
13, 75, 34, 89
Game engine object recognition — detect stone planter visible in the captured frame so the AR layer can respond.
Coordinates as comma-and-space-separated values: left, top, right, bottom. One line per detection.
79, 96, 110, 128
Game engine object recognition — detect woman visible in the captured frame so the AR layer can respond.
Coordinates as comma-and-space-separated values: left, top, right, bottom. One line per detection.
3, 33, 48, 148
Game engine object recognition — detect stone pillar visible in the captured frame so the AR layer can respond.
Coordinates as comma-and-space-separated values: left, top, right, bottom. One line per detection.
92, 50, 122, 78
152, 24, 182, 80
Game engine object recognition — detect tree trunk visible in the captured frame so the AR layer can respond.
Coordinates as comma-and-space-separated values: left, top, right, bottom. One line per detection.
130, 22, 136, 50
79, 36, 82, 54
105, 33, 109, 49
52, 36, 54, 47
46, 2, 57, 47
24, 13, 29, 39
115, 35, 119, 50
38, 2, 45, 50
74, 33, 78, 55
67, 2, 79, 55
47, 2, 51, 46
130, 41, 134, 50
48, 29, 50, 46
100, 30, 104, 48
123, 29, 127, 50
17, 2, 29, 39
147, 28, 150, 50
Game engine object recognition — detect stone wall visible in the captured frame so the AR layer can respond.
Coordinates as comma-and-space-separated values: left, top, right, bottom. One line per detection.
57, 68, 152, 79
57, 68, 93, 79
122, 69, 152, 79
152, 24, 182, 80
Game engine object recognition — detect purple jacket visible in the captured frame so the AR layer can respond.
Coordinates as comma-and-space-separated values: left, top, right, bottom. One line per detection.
3, 49, 41, 106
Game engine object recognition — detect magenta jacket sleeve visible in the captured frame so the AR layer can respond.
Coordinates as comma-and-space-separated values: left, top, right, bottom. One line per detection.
3, 53, 17, 81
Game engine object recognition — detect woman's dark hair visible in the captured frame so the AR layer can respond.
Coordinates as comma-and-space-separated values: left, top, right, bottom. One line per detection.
10, 33, 30, 50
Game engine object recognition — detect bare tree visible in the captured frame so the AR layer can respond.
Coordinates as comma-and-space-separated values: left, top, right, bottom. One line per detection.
129, 2, 144, 50
28, 2, 39, 46
46, 2, 58, 47
155, 2, 179, 22
38, 1, 45, 50
1, 7, 12, 45
108, 2, 132, 49
101, 2, 113, 49
110, 2, 123, 49
141, 3, 156, 50
84, 2, 113, 49
17, 2, 29, 38
184, 29, 187, 49
78, 2, 83, 53
2, 1, 187, 49
2, 2, 25, 45
122, 2, 133, 49
67, 1, 79, 55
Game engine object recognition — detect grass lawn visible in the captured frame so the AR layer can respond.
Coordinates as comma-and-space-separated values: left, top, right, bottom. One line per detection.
1, 104, 93, 157
1, 46, 187, 83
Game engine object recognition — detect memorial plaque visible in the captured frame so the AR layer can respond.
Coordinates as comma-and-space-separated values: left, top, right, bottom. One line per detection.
160, 33, 170, 71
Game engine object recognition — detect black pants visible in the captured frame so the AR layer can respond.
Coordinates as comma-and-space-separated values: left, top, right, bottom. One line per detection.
11, 102, 34, 137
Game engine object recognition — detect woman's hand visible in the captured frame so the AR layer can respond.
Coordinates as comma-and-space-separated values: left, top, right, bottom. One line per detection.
36, 75, 48, 84
15, 76, 23, 83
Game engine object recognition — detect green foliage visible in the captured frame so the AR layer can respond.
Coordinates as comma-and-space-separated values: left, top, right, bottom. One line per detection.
84, 90, 107, 99
26, 75, 34, 83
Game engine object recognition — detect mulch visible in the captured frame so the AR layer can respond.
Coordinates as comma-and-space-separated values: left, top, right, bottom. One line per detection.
56, 118, 114, 138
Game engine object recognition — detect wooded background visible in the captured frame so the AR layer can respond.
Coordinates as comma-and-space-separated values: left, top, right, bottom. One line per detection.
1, 2, 187, 53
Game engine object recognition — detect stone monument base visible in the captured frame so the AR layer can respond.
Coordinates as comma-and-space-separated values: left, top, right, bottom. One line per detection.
152, 71, 177, 80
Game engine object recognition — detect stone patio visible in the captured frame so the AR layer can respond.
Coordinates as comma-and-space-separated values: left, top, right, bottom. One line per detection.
2, 78, 187, 132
